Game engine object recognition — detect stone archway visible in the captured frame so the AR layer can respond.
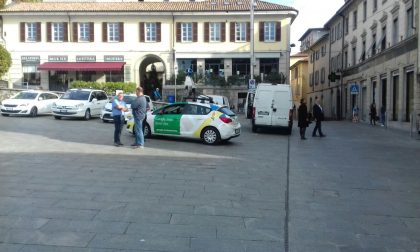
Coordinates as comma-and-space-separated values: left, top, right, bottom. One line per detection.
139, 55, 166, 98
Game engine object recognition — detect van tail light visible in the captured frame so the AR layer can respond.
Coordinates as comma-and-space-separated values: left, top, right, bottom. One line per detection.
252, 107, 256, 119
219, 114, 232, 124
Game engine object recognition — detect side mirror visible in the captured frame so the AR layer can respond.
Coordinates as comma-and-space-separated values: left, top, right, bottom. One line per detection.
38, 97, 44, 101
92, 98, 98, 103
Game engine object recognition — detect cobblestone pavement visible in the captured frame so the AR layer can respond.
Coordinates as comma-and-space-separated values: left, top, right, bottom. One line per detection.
0, 115, 419, 252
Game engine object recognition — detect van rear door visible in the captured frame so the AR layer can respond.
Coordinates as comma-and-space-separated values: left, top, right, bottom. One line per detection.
271, 91, 290, 127
254, 90, 273, 126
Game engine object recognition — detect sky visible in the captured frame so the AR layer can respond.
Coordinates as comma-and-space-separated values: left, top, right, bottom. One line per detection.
275, 0, 345, 53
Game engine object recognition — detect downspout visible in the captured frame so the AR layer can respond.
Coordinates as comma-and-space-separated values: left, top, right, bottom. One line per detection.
338, 13, 345, 120
309, 48, 315, 93
172, 12, 177, 101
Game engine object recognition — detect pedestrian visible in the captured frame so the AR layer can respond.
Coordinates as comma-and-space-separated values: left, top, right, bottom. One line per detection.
369, 102, 377, 125
312, 96, 326, 137
352, 105, 359, 122
380, 105, 386, 126
298, 98, 310, 140
131, 87, 147, 149
112, 92, 128, 146
153, 87, 162, 101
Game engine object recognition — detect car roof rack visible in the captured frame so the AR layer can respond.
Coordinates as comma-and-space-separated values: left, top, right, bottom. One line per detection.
183, 95, 214, 103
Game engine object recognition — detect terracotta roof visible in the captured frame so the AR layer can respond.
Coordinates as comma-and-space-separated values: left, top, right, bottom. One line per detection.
0, 0, 297, 13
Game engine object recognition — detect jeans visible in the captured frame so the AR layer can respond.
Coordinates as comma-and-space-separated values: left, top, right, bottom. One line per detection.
113, 115, 124, 144
134, 116, 144, 146
312, 120, 323, 136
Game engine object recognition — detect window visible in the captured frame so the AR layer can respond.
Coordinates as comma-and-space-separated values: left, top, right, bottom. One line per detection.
361, 40, 366, 61
315, 50, 319, 60
309, 73, 313, 86
406, 7, 414, 37
145, 22, 156, 42
264, 22, 275, 42
344, 50, 348, 67
331, 27, 335, 42
182, 23, 193, 42
52, 23, 64, 42
22, 65, 40, 85
210, 22, 221, 42
392, 18, 399, 45
381, 26, 386, 51
352, 46, 356, 66
26, 23, 38, 42
363, 1, 367, 22
108, 23, 120, 42
372, 33, 377, 56
79, 23, 90, 42
353, 11, 358, 30
315, 70, 319, 85
235, 22, 247, 42
373, 0, 377, 12
345, 16, 349, 35
321, 68, 325, 84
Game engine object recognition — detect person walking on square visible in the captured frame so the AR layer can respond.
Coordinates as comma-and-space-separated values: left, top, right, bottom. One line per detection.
298, 98, 309, 140
112, 92, 128, 146
369, 102, 377, 125
131, 87, 147, 149
380, 105, 386, 126
312, 96, 326, 137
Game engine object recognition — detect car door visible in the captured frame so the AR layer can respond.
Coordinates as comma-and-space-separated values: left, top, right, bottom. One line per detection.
271, 91, 290, 127
44, 93, 59, 114
153, 104, 184, 136
254, 90, 273, 126
36, 93, 49, 114
180, 104, 208, 138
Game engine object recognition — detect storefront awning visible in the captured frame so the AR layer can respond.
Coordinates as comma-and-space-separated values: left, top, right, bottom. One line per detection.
37, 62, 125, 71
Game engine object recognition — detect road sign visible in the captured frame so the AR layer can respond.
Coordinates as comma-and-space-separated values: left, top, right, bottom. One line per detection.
350, 83, 359, 94
248, 79, 256, 90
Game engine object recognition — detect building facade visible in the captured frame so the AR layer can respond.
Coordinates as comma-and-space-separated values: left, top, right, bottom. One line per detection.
0, 0, 297, 107
290, 53, 308, 110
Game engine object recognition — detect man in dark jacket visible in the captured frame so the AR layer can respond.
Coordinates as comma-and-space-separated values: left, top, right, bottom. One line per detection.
312, 96, 326, 137
298, 98, 309, 140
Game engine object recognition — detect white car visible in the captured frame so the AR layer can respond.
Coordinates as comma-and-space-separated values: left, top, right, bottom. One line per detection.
127, 101, 241, 145
198, 95, 230, 108
52, 89, 108, 120
0, 90, 59, 117
101, 94, 153, 123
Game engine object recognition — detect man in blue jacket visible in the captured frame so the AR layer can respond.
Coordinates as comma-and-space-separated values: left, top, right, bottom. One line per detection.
312, 96, 326, 137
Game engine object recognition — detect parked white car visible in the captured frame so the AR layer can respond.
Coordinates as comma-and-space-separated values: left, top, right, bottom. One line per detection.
100, 94, 153, 123
52, 89, 108, 120
0, 90, 59, 117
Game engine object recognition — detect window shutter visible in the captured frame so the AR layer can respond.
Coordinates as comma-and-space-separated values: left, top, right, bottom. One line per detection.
259, 22, 264, 41
89, 22, 94, 42
176, 22, 181, 42
139, 22, 144, 42
36, 22, 41, 42
119, 22, 124, 42
46, 22, 51, 42
156, 22, 161, 42
193, 22, 197, 42
204, 22, 209, 42
221, 22, 225, 42
102, 22, 107, 42
246, 22, 250, 42
20, 22, 25, 42
230, 22, 235, 42
73, 22, 78, 42
63, 22, 68, 42
276, 21, 281, 41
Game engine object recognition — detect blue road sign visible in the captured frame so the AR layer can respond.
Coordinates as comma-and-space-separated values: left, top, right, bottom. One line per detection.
350, 83, 359, 94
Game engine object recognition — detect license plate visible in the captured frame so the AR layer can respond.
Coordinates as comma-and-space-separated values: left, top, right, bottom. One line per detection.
5, 108, 13, 111
235, 129, 240, 134
60, 109, 67, 113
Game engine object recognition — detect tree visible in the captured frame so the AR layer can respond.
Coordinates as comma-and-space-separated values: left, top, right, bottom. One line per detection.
0, 45, 11, 79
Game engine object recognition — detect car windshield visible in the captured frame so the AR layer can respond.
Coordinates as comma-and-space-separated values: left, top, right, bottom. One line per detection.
218, 106, 235, 117
61, 90, 90, 100
13, 92, 38, 100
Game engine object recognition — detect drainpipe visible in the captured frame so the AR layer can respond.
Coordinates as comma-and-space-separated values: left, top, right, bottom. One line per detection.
338, 13, 345, 120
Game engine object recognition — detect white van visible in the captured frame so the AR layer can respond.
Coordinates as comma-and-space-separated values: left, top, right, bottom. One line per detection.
251, 83, 293, 134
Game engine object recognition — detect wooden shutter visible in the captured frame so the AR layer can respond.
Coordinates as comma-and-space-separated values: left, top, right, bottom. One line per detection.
156, 22, 161, 42
259, 22, 264, 41
246, 22, 250, 42
20, 22, 25, 42
193, 22, 197, 42
176, 22, 181, 42
119, 22, 124, 42
73, 22, 78, 42
230, 22, 235, 42
102, 22, 107, 42
89, 22, 94, 42
46, 22, 51, 42
204, 22, 209, 42
139, 22, 144, 42
63, 22, 68, 42
276, 21, 281, 41
221, 22, 226, 42
36, 22, 41, 42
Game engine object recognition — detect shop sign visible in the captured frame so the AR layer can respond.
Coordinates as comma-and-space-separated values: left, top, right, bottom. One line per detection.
48, 55, 68, 62
76, 55, 96, 62
21, 56, 40, 64
104, 55, 124, 62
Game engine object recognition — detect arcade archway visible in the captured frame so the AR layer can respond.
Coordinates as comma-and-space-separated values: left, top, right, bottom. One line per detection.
139, 55, 165, 98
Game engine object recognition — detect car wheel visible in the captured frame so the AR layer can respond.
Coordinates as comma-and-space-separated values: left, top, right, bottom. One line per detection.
144, 123, 151, 138
54, 116, 62, 120
84, 109, 91, 121
201, 127, 221, 145
2, 113, 9, 117
251, 120, 258, 133
30, 107, 38, 117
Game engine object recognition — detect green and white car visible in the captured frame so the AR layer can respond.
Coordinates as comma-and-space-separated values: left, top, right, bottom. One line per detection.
127, 102, 241, 145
